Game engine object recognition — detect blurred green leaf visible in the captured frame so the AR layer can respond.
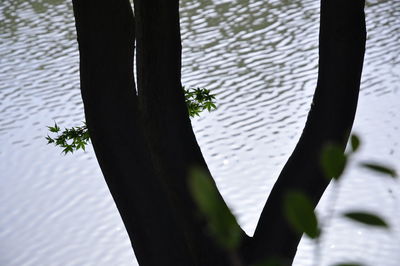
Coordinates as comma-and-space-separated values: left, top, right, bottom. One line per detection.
189, 167, 241, 249
350, 134, 361, 152
343, 211, 388, 228
284, 191, 319, 239
321, 144, 347, 179
360, 162, 397, 178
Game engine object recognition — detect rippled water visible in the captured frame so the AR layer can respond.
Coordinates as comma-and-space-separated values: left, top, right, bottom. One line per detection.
1, 0, 399, 265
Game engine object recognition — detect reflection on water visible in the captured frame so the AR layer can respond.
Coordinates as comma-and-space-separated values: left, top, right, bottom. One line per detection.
1, 0, 399, 265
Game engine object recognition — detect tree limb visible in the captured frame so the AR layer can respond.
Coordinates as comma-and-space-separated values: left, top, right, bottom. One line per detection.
246, 0, 366, 263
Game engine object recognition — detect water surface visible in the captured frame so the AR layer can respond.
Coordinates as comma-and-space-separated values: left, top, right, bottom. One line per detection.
1, 0, 399, 265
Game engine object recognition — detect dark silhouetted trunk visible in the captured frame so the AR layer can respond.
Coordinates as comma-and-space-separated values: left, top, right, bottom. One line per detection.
133, 0, 244, 264
72, 1, 195, 265
245, 0, 366, 264
71, 0, 366, 265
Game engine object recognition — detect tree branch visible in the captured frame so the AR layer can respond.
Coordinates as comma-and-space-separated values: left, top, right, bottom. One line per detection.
246, 0, 366, 263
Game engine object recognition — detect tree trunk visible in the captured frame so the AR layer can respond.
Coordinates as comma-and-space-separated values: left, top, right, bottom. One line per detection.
71, 0, 366, 265
72, 1, 197, 265
133, 0, 248, 265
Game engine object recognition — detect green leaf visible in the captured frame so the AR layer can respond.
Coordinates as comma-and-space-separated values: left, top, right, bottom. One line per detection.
62, 145, 74, 154
48, 123, 60, 133
284, 191, 319, 239
350, 134, 361, 152
321, 144, 347, 179
76, 141, 85, 151
189, 167, 241, 249
204, 101, 216, 112
343, 211, 388, 228
55, 136, 66, 146
45, 135, 54, 144
360, 162, 397, 178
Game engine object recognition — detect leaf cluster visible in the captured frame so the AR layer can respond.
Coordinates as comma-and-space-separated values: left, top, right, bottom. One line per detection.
46, 122, 90, 154
184, 87, 217, 117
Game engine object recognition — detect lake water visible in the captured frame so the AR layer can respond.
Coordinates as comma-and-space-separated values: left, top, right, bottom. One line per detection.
1, 0, 399, 265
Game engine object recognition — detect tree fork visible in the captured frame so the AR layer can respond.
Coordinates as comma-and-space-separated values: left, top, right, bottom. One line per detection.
72, 0, 366, 265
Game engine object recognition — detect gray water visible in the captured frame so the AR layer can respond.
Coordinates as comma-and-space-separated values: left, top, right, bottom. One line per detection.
1, 0, 399, 265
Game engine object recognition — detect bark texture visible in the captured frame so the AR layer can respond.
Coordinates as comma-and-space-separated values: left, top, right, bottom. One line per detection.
72, 0, 366, 265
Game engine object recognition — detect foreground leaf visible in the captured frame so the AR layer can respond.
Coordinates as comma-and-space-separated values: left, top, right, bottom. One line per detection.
343, 211, 388, 228
189, 167, 241, 249
360, 162, 397, 178
284, 191, 319, 239
321, 144, 347, 180
350, 134, 361, 152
